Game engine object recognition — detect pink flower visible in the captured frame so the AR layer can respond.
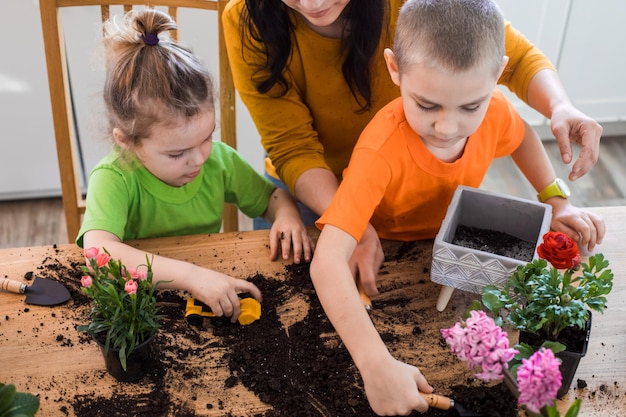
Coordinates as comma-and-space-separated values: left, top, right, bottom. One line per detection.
124, 268, 139, 281
136, 268, 148, 281
84, 247, 99, 260
80, 275, 92, 288
441, 310, 517, 382
517, 348, 562, 413
124, 280, 138, 295
95, 252, 111, 268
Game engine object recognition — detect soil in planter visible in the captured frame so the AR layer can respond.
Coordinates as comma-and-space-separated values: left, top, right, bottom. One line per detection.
26, 243, 522, 417
453, 225, 536, 261
518, 322, 588, 354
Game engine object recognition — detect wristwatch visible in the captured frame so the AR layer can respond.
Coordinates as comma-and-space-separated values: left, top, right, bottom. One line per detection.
537, 178, 571, 202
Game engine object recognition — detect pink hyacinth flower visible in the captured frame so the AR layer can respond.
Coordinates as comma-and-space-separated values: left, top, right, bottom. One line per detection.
84, 247, 99, 260
441, 310, 517, 382
80, 275, 92, 288
124, 280, 138, 295
517, 347, 562, 413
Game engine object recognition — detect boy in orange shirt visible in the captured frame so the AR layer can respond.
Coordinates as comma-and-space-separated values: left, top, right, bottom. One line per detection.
310, 0, 605, 415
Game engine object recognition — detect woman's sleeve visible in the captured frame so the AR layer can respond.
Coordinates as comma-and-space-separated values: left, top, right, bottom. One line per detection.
499, 21, 556, 104
222, 2, 329, 193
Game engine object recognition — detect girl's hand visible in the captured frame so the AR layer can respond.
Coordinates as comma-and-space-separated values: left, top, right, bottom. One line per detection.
360, 354, 432, 416
187, 267, 262, 323
269, 214, 314, 264
549, 199, 605, 252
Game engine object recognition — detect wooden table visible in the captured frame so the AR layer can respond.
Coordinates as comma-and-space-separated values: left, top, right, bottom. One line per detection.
0, 206, 624, 416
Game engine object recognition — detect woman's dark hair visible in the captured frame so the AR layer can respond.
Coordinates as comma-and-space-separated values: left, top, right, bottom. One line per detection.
242, 0, 388, 111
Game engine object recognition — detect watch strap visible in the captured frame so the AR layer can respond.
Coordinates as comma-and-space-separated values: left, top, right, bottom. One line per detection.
537, 179, 568, 202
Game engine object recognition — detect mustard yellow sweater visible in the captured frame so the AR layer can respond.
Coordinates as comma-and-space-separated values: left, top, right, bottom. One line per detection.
223, 0, 554, 193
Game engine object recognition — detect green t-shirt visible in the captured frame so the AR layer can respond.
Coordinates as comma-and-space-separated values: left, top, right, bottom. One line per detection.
76, 142, 274, 247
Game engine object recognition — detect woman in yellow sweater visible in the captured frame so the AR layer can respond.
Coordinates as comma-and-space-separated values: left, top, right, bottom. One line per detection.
223, 0, 602, 287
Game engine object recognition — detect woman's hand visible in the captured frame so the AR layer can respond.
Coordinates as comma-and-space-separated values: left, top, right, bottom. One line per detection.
349, 223, 385, 297
550, 103, 602, 181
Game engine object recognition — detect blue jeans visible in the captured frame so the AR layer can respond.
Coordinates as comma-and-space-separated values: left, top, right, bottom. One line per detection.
254, 174, 319, 230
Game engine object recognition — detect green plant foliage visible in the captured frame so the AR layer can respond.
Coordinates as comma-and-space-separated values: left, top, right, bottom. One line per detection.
482, 254, 613, 341
0, 383, 40, 417
76, 249, 165, 370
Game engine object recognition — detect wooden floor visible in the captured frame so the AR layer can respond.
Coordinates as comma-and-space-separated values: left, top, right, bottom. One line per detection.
1, 136, 625, 249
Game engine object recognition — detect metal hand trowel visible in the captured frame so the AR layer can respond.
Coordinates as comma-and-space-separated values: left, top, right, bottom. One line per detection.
1, 276, 71, 306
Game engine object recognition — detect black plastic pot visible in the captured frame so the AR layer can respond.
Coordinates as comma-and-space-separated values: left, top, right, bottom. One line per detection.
519, 311, 592, 398
94, 332, 157, 382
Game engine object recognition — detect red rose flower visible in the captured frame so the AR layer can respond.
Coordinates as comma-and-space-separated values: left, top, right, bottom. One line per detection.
537, 232, 581, 270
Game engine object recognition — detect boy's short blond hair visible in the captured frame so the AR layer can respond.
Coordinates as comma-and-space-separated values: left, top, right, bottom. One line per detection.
394, 0, 505, 76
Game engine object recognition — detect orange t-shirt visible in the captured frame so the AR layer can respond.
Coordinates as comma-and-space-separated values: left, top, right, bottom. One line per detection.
316, 89, 525, 242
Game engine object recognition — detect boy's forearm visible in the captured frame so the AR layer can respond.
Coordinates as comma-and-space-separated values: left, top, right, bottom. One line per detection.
310, 227, 388, 368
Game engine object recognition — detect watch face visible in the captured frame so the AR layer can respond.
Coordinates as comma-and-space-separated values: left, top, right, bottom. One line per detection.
556, 178, 571, 197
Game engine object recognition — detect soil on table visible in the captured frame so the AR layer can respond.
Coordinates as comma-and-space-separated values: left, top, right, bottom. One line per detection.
15, 242, 529, 416
18, 236, 621, 417
453, 225, 536, 262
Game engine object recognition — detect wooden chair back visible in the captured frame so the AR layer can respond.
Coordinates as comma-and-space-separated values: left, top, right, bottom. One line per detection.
39, 0, 238, 243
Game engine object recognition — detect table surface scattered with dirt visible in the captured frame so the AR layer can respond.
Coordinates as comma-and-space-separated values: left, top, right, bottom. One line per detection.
0, 206, 624, 417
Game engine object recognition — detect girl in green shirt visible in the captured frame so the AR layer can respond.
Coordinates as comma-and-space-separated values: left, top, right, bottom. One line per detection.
78, 9, 313, 323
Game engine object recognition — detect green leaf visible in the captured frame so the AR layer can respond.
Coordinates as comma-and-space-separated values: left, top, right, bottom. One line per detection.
540, 405, 560, 417
0, 384, 17, 415
563, 398, 581, 417
540, 341, 566, 354
0, 385, 39, 417
5, 393, 40, 417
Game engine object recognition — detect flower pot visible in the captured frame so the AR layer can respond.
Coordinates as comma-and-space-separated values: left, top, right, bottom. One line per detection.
430, 186, 552, 311
518, 311, 592, 398
94, 332, 158, 382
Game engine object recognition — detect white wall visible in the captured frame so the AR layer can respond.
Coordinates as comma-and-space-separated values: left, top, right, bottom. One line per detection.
2, 0, 626, 200
0, 1, 264, 200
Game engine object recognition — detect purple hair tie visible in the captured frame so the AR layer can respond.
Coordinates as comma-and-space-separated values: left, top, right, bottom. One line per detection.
141, 33, 159, 46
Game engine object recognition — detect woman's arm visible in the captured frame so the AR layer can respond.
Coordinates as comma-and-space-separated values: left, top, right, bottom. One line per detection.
525, 69, 601, 181
501, 22, 601, 181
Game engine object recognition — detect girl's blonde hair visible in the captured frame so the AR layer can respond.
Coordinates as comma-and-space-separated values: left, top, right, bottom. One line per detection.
102, 8, 215, 146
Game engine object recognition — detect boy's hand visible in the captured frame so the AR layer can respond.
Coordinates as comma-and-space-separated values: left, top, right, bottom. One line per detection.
549, 200, 605, 252
269, 215, 315, 264
361, 354, 432, 416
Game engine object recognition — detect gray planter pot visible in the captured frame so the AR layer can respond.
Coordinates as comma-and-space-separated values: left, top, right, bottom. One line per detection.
431, 186, 552, 311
